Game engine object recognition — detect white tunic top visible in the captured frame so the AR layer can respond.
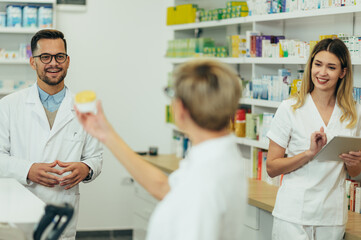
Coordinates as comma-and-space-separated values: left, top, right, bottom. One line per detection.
267, 93, 361, 225
146, 134, 247, 240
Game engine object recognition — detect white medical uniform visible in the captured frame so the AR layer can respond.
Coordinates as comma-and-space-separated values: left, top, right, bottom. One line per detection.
146, 134, 248, 240
267, 93, 361, 239
0, 84, 103, 240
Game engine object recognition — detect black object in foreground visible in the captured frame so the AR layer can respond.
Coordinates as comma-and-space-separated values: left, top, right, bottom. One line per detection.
33, 203, 74, 240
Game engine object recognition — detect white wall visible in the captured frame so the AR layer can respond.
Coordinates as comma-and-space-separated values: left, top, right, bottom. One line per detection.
56, 0, 172, 230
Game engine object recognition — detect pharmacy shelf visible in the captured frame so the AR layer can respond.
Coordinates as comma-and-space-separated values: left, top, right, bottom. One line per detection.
170, 17, 250, 30
0, 27, 44, 34
250, 5, 361, 22
0, 59, 29, 64
246, 57, 307, 64
240, 98, 281, 108
166, 57, 251, 64
166, 57, 307, 65
167, 57, 361, 65
169, 6, 361, 31
236, 137, 269, 150
0, 89, 14, 95
0, 0, 55, 3
166, 57, 191, 64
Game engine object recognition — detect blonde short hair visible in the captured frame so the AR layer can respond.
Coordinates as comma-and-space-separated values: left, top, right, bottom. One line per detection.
173, 59, 241, 131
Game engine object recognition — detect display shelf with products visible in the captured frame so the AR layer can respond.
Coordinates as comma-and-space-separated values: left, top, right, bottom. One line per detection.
157, 2, 361, 238
169, 5, 361, 31
166, 57, 306, 64
0, 27, 45, 33
236, 137, 269, 150
0, 0, 56, 97
167, 56, 361, 65
250, 5, 361, 22
239, 98, 280, 108
165, 0, 361, 150
0, 2, 55, 30
0, 0, 55, 3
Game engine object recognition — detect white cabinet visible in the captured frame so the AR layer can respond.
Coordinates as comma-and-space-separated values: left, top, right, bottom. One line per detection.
133, 181, 158, 240
0, 178, 45, 240
0, 0, 56, 98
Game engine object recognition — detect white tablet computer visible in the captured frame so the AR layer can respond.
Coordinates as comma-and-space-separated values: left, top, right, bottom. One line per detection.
314, 136, 361, 161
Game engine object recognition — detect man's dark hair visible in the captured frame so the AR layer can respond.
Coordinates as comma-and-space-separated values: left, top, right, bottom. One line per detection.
31, 29, 67, 54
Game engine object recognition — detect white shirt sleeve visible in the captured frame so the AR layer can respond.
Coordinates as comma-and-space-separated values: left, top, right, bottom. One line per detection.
81, 133, 103, 182
267, 101, 292, 149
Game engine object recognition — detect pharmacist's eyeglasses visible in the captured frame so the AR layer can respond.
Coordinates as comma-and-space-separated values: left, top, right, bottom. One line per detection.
163, 86, 175, 98
33, 53, 68, 64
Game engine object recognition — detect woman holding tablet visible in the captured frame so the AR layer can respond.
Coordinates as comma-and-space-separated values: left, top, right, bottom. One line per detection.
267, 38, 361, 240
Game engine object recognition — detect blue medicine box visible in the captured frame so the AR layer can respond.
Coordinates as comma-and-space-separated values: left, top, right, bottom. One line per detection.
38, 6, 53, 28
23, 5, 38, 28
0, 12, 6, 27
6, 5, 22, 27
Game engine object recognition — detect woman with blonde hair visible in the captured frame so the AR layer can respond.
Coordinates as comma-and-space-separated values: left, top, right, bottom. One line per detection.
267, 38, 361, 239
75, 59, 247, 240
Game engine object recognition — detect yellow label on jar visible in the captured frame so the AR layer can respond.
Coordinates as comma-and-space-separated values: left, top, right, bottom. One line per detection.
75, 90, 96, 103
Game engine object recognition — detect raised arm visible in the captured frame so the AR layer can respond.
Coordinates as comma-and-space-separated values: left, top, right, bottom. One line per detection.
75, 101, 170, 200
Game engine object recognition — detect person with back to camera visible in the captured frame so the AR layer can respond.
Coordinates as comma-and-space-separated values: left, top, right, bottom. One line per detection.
0, 29, 103, 240
75, 59, 248, 240
266, 38, 361, 239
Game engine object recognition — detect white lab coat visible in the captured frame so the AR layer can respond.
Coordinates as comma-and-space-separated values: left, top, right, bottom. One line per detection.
146, 134, 247, 240
267, 93, 361, 226
0, 84, 103, 240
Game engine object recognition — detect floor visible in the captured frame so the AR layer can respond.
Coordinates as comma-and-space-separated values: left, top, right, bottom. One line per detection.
76, 230, 132, 240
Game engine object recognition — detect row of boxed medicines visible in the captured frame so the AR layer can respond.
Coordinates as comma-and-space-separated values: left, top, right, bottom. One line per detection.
347, 180, 361, 214
0, 44, 32, 60
248, 0, 360, 16
246, 31, 310, 59
250, 148, 283, 186
0, 80, 33, 91
166, 35, 310, 59
231, 109, 274, 143
241, 68, 303, 102
166, 38, 217, 58
167, 1, 248, 25
0, 5, 52, 28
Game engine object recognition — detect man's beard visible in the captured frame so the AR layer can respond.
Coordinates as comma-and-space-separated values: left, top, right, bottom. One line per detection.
38, 69, 67, 86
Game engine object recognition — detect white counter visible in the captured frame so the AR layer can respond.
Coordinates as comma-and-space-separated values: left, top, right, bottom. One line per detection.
0, 178, 45, 239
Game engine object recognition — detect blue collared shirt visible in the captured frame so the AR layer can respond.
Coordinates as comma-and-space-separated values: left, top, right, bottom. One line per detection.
37, 85, 66, 112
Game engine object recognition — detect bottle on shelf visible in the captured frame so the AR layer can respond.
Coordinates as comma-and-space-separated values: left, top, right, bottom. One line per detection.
234, 109, 246, 137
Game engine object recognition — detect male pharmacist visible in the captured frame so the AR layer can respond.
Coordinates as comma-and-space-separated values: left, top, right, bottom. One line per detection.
0, 29, 103, 240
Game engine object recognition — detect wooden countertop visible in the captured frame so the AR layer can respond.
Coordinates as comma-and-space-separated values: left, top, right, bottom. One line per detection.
143, 154, 361, 240
143, 154, 180, 174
